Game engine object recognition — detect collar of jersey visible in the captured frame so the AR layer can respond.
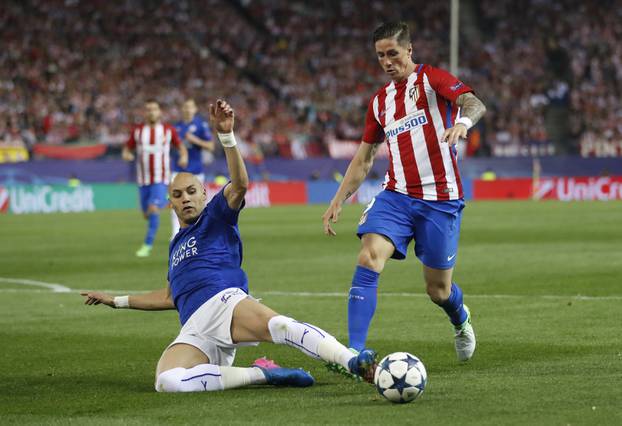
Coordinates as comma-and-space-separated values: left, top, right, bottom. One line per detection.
173, 208, 207, 244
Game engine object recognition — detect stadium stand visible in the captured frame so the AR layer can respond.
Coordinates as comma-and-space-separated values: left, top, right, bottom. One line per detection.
1, 0, 620, 159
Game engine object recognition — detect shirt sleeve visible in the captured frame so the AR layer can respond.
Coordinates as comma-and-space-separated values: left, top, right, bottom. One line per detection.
125, 126, 136, 149
170, 126, 182, 147
426, 66, 473, 103
205, 184, 244, 225
362, 96, 385, 144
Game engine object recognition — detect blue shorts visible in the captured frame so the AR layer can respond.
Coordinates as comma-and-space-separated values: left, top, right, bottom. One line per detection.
139, 184, 169, 213
357, 190, 465, 269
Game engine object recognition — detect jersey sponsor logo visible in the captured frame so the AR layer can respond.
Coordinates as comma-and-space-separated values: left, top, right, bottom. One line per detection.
384, 111, 428, 139
138, 144, 167, 154
170, 236, 198, 268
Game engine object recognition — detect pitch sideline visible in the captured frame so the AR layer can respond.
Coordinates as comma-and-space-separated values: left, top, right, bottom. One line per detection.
1, 276, 621, 301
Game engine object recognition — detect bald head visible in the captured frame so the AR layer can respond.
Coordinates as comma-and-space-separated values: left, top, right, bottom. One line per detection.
171, 172, 202, 190
169, 173, 207, 227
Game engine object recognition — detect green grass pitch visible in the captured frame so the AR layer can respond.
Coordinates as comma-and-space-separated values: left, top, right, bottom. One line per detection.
1, 201, 621, 425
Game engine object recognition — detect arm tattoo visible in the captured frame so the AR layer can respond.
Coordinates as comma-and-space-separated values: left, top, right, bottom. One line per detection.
344, 190, 353, 201
456, 92, 487, 126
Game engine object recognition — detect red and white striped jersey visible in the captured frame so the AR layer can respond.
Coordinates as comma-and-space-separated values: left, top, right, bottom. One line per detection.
363, 64, 472, 200
126, 123, 181, 186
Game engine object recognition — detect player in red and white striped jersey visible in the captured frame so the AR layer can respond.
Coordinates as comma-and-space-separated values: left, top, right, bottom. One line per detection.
323, 22, 486, 367
122, 99, 188, 257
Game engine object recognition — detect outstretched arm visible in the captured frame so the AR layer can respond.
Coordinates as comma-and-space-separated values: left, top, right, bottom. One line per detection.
322, 142, 380, 236
209, 99, 248, 210
81, 287, 175, 310
186, 132, 215, 152
442, 92, 487, 145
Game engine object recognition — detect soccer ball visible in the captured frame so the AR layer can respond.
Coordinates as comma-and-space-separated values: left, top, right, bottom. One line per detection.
374, 352, 427, 404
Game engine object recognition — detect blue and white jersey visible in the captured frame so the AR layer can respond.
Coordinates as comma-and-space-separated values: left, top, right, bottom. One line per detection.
172, 115, 212, 174
168, 186, 247, 325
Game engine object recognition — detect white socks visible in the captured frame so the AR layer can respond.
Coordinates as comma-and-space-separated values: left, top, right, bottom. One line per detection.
156, 315, 357, 392
156, 364, 266, 393
267, 315, 354, 370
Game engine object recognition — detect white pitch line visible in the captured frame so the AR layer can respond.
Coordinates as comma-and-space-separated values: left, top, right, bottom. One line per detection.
0, 277, 71, 293
75, 289, 150, 295
258, 291, 622, 301
1, 278, 621, 301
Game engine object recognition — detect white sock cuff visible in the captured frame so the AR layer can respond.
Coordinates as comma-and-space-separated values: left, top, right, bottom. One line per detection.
317, 338, 356, 369
267, 315, 292, 344
220, 366, 266, 388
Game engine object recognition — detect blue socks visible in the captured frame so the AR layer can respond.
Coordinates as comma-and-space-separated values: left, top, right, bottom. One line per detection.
348, 265, 379, 351
145, 212, 160, 245
438, 283, 468, 326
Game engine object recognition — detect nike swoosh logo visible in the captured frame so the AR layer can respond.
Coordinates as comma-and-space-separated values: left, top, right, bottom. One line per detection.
447, 254, 456, 261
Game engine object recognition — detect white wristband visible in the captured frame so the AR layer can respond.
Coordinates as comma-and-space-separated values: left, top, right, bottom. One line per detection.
114, 295, 130, 309
217, 132, 237, 148
455, 117, 473, 130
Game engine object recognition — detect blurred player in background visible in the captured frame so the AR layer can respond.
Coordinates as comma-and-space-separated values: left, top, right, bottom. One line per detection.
83, 100, 377, 393
171, 99, 215, 239
323, 22, 486, 368
122, 99, 188, 257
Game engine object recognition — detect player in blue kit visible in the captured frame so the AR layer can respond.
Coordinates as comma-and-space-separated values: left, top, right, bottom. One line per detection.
171, 99, 215, 239
81, 100, 377, 393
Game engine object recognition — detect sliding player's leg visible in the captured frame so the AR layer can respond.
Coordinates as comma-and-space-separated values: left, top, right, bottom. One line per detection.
155, 343, 271, 392
231, 298, 377, 382
155, 340, 313, 392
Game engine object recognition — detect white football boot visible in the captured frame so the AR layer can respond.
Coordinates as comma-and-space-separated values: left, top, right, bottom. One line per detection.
454, 305, 476, 361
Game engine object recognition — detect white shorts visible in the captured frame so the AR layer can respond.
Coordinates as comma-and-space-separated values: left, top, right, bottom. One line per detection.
167, 287, 259, 366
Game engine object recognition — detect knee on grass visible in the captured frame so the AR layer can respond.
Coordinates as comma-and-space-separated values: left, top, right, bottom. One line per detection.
155, 368, 185, 392
155, 367, 224, 393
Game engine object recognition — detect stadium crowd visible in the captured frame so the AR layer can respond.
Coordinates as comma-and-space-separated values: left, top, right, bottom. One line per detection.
1, 0, 620, 158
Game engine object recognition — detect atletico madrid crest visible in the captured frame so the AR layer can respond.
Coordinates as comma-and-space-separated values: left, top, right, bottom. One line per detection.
409, 86, 419, 103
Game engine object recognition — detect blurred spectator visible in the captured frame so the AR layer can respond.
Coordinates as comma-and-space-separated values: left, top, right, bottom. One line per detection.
1, 0, 620, 159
